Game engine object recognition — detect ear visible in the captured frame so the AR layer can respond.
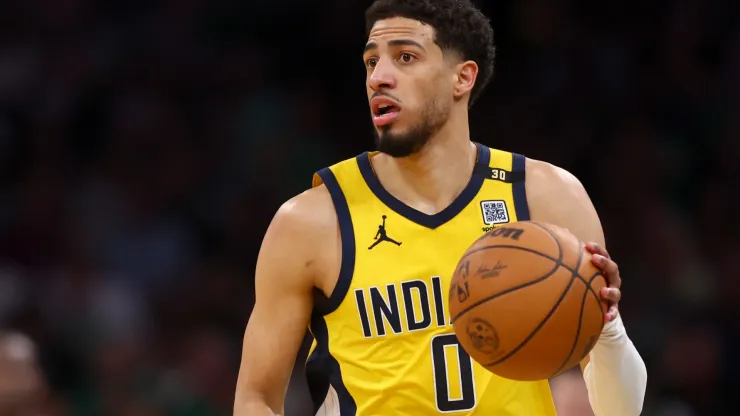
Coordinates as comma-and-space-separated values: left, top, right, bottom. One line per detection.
453, 60, 478, 100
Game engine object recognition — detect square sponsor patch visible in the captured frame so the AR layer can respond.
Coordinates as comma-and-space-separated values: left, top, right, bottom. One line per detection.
480, 200, 510, 225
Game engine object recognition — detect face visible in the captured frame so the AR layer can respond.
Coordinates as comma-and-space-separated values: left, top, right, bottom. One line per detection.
363, 17, 458, 157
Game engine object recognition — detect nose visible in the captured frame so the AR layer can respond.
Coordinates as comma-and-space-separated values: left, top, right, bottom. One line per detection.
368, 58, 397, 91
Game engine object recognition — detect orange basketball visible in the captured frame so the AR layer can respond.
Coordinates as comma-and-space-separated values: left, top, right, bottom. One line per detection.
448, 221, 608, 381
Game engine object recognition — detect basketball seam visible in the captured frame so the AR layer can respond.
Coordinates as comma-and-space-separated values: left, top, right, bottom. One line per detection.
586, 271, 606, 314
549, 271, 606, 378
451, 224, 608, 374
482, 225, 580, 367
450, 245, 563, 324
577, 273, 603, 305
533, 222, 594, 378
527, 222, 605, 306
550, 257, 590, 376
455, 244, 603, 313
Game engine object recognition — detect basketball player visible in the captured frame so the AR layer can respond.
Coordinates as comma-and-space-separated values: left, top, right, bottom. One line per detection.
234, 0, 647, 415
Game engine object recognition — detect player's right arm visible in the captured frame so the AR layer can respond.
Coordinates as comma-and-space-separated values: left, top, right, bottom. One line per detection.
234, 187, 336, 416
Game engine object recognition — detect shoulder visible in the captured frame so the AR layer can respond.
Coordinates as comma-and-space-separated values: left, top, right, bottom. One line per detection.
524, 158, 585, 199
267, 185, 338, 250
523, 157, 605, 246
259, 185, 339, 288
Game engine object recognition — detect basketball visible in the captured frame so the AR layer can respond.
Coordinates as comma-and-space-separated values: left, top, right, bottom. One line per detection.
448, 221, 608, 381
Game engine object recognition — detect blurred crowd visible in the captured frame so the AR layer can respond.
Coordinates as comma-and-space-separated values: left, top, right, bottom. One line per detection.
0, 0, 737, 415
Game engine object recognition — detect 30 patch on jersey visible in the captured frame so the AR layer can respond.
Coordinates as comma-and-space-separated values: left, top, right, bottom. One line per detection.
480, 200, 509, 225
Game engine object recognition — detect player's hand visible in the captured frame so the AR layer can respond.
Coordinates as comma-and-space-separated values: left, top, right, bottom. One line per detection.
585, 242, 621, 323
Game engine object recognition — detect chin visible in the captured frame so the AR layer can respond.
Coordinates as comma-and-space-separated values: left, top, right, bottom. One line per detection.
374, 126, 429, 158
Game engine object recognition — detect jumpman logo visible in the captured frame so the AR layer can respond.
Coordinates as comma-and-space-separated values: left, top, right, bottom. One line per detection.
368, 215, 402, 250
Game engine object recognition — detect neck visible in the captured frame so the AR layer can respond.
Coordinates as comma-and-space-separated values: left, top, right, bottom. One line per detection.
372, 111, 477, 215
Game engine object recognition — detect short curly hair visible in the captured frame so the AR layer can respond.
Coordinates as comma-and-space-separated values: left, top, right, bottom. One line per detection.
365, 0, 495, 107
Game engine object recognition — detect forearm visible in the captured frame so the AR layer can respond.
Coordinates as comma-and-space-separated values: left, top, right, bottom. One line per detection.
583, 315, 647, 416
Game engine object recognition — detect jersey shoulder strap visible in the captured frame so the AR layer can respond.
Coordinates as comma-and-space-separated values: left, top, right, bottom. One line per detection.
309, 155, 364, 316
312, 154, 367, 189
475, 147, 526, 184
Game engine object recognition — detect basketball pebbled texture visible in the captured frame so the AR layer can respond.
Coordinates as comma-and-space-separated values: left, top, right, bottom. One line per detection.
448, 221, 608, 381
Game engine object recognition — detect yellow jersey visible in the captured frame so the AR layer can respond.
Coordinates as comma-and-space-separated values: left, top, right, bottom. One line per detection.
306, 143, 557, 415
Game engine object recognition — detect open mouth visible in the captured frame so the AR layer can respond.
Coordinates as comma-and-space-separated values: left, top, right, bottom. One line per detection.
371, 97, 401, 126
376, 104, 400, 116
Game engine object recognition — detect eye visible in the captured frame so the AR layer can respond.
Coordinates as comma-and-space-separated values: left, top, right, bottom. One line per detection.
366, 58, 378, 69
399, 53, 415, 63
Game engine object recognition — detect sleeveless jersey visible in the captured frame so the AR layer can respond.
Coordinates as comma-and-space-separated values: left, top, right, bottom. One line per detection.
306, 143, 557, 416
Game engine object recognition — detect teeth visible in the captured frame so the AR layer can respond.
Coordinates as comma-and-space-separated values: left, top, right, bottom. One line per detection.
379, 104, 391, 109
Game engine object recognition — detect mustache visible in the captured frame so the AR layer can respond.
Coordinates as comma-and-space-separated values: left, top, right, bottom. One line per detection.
371, 91, 402, 103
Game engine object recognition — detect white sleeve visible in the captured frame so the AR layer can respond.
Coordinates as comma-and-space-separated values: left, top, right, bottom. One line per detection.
583, 314, 648, 416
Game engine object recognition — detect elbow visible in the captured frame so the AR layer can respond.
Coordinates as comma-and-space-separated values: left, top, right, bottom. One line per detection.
234, 386, 280, 416
233, 391, 255, 415
234, 395, 279, 416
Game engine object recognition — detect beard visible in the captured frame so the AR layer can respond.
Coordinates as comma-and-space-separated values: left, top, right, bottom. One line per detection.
374, 96, 449, 158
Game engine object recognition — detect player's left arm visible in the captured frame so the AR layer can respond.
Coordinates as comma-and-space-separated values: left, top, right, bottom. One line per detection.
525, 158, 647, 416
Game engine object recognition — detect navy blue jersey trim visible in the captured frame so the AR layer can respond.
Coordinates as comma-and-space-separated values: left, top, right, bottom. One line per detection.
356, 143, 491, 229
314, 168, 356, 315
306, 312, 358, 415
511, 153, 530, 221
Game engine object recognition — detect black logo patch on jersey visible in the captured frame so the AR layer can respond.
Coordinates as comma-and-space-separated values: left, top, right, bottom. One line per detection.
368, 215, 402, 250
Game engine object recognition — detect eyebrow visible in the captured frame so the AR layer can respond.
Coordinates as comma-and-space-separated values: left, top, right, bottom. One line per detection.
364, 39, 426, 53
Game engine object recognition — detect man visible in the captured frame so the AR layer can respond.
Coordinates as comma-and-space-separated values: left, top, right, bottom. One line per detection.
234, 0, 647, 415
